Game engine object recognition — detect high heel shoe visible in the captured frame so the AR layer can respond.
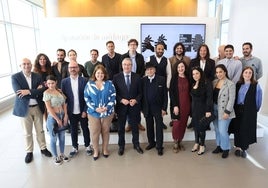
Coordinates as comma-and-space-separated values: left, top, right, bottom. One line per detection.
191, 143, 199, 152
103, 154, 109, 158
93, 155, 99, 161
197, 145, 205, 155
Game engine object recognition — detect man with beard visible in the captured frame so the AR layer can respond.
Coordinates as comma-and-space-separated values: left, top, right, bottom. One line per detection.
102, 41, 121, 80
169, 42, 191, 75
52, 49, 69, 88
146, 42, 172, 89
146, 42, 171, 129
61, 61, 93, 158
240, 42, 263, 80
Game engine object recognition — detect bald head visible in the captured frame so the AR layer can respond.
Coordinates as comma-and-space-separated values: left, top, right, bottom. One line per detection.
20, 58, 32, 75
68, 60, 79, 77
218, 45, 226, 60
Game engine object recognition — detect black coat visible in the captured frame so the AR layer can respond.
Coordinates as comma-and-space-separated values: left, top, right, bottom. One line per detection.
230, 83, 258, 148
141, 75, 168, 117
189, 58, 215, 82
190, 80, 213, 131
120, 51, 145, 77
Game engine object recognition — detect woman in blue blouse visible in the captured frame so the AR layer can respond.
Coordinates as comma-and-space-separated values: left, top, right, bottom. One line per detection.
84, 65, 116, 160
231, 66, 262, 158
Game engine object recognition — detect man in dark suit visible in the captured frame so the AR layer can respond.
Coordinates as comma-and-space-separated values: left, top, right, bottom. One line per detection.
11, 58, 52, 164
121, 38, 146, 131
142, 62, 168, 155
113, 58, 143, 156
61, 61, 92, 158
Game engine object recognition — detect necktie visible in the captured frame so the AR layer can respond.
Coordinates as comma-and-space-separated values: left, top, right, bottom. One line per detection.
126, 75, 130, 91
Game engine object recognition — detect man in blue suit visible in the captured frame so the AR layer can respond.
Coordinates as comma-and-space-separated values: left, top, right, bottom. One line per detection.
113, 58, 144, 156
61, 60, 92, 158
11, 58, 52, 164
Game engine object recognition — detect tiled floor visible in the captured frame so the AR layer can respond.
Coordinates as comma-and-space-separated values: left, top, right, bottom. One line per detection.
1, 108, 268, 188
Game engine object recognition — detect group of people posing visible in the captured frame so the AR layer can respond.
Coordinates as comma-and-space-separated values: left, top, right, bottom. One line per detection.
12, 39, 263, 165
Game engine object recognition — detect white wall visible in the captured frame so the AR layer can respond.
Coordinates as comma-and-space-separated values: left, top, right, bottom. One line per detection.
228, 0, 268, 117
39, 17, 216, 64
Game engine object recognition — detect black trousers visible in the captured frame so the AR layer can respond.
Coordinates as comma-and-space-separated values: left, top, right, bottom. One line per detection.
145, 108, 163, 149
69, 113, 90, 149
117, 108, 140, 148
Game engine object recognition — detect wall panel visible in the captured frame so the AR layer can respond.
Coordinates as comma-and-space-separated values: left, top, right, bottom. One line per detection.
56, 0, 197, 17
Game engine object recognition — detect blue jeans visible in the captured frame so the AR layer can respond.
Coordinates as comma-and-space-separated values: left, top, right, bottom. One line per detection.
47, 113, 66, 157
213, 104, 231, 150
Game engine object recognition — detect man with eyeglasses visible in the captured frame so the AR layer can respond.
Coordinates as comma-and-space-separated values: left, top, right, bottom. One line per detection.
61, 60, 93, 158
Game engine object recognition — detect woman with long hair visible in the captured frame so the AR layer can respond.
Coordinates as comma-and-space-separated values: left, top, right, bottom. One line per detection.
43, 75, 69, 165
212, 64, 236, 158
190, 67, 213, 155
169, 60, 191, 153
33, 53, 52, 85
231, 66, 262, 158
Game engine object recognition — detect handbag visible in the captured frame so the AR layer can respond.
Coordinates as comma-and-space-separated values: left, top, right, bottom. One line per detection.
53, 121, 70, 135
53, 111, 70, 135
199, 113, 216, 128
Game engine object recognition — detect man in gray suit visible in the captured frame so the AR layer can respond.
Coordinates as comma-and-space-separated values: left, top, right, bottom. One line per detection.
11, 58, 51, 164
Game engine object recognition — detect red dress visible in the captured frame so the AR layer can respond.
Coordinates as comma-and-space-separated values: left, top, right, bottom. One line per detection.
172, 77, 191, 141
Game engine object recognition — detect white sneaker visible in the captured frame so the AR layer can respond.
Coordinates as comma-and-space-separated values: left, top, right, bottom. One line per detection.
54, 156, 63, 166
69, 148, 78, 158
86, 146, 93, 156
60, 154, 70, 162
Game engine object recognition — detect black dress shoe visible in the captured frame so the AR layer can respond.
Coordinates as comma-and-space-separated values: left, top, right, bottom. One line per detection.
158, 149, 163, 156
222, 150, 229, 158
212, 146, 223, 154
41, 148, 52, 157
134, 146, 144, 154
25, 152, 33, 163
93, 156, 99, 161
241, 150, 247, 158
145, 144, 156, 150
234, 149, 241, 157
118, 147, 124, 156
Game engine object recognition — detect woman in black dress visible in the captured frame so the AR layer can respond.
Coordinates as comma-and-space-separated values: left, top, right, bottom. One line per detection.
190, 67, 213, 155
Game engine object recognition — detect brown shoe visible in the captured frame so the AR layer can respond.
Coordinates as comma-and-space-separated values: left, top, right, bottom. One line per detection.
138, 124, 146, 131
125, 125, 132, 132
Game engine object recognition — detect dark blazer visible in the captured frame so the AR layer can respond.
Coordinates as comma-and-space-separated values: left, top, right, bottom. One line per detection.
141, 75, 168, 117
113, 72, 142, 116
11, 71, 46, 117
52, 62, 89, 88
189, 58, 215, 82
120, 51, 145, 77
61, 76, 88, 116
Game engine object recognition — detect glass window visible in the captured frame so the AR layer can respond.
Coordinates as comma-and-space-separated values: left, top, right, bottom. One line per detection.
0, 24, 11, 75
0, 1, 3, 21
208, 0, 216, 17
220, 22, 229, 45
12, 25, 37, 66
8, 0, 34, 27
0, 75, 13, 100
222, 0, 231, 20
